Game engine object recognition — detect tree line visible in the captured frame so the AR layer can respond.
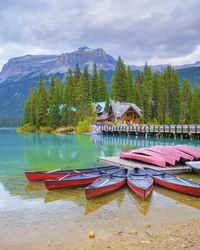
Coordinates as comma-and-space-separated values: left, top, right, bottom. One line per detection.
111, 57, 200, 124
0, 118, 22, 128
22, 63, 109, 129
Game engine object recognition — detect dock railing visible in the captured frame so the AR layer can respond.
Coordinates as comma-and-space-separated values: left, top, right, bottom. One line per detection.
98, 124, 200, 138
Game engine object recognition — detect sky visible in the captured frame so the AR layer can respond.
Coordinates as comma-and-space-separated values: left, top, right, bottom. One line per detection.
0, 0, 200, 70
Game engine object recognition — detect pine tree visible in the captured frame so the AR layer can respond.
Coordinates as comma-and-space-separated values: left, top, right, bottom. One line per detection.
36, 74, 48, 127
99, 70, 109, 111
22, 99, 31, 125
191, 84, 200, 124
170, 72, 181, 124
30, 87, 38, 126
57, 77, 63, 105
126, 66, 134, 102
47, 83, 60, 128
181, 79, 192, 124
111, 56, 127, 102
82, 66, 92, 116
48, 75, 55, 105
91, 62, 100, 102
62, 74, 70, 126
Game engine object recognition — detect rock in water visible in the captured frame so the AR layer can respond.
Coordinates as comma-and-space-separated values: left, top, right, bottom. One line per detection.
89, 231, 95, 238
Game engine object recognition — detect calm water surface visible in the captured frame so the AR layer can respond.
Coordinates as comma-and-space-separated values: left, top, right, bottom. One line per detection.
0, 128, 200, 248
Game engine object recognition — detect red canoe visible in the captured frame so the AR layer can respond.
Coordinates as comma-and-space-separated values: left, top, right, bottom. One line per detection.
144, 168, 200, 197
25, 165, 120, 181
120, 151, 166, 167
151, 146, 194, 161
145, 147, 176, 165
127, 168, 153, 200
44, 168, 120, 190
175, 145, 200, 158
131, 148, 176, 166
163, 146, 194, 161
85, 168, 128, 200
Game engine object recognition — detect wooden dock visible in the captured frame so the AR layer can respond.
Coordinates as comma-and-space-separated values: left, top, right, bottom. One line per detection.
99, 124, 200, 139
97, 156, 192, 174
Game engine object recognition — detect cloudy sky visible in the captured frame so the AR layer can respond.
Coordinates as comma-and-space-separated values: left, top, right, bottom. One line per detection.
0, 0, 200, 70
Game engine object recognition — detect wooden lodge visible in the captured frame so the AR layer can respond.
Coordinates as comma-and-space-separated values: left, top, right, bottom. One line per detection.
97, 102, 142, 125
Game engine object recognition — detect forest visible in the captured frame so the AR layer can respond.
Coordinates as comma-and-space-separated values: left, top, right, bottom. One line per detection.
21, 57, 200, 131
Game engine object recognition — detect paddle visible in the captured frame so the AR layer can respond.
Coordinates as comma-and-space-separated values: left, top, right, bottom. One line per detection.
176, 176, 195, 187
46, 168, 63, 173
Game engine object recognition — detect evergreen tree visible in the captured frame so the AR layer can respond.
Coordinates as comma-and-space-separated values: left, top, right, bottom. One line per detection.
22, 99, 31, 125
47, 83, 60, 128
111, 56, 127, 102
30, 87, 38, 126
74, 63, 81, 87
62, 74, 70, 126
99, 70, 109, 111
36, 74, 48, 127
181, 79, 192, 124
56, 77, 63, 105
126, 66, 134, 102
48, 75, 55, 105
82, 66, 92, 116
170, 72, 181, 124
91, 62, 100, 102
191, 84, 200, 124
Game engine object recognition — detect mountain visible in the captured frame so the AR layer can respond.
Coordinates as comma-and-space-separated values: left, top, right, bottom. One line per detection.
1, 46, 200, 120
0, 47, 116, 83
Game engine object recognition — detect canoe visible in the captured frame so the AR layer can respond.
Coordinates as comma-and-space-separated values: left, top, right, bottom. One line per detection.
127, 168, 153, 200
185, 161, 200, 174
133, 148, 176, 165
175, 145, 200, 158
120, 151, 166, 167
128, 189, 152, 216
45, 168, 121, 190
144, 167, 200, 197
25, 165, 121, 181
85, 168, 128, 200
151, 146, 194, 161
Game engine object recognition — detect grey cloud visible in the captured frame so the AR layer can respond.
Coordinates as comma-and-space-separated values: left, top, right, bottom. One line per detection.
0, 0, 200, 68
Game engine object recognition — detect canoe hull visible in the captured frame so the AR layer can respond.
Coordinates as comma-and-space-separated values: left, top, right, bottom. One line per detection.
153, 177, 200, 198
45, 176, 101, 190
120, 152, 166, 167
25, 166, 120, 181
25, 172, 77, 182
127, 180, 153, 200
85, 179, 126, 200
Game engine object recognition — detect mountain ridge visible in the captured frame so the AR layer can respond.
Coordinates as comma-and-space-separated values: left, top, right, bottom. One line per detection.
1, 47, 200, 83
1, 47, 200, 119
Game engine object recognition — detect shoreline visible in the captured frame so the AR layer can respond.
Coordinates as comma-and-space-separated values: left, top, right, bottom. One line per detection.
1, 218, 200, 249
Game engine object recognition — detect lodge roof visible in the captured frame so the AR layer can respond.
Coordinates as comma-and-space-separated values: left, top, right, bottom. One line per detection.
111, 102, 142, 117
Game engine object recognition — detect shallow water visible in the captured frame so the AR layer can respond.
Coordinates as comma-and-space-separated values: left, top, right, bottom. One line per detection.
0, 129, 200, 248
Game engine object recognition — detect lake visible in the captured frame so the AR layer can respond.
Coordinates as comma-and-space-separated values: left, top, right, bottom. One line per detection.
0, 128, 200, 249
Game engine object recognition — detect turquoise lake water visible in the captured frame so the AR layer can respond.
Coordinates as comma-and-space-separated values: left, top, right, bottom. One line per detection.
0, 128, 200, 248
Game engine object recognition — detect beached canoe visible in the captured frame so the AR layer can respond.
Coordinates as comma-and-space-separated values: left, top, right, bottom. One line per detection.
44, 168, 122, 190
144, 168, 200, 197
25, 165, 121, 181
85, 168, 128, 200
175, 145, 200, 159
127, 168, 153, 200
120, 151, 166, 167
185, 161, 200, 174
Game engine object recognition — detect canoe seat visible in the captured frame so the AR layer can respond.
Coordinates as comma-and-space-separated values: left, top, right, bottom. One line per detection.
112, 174, 126, 178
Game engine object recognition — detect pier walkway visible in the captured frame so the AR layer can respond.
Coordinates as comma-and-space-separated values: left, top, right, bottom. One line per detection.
99, 125, 200, 138
97, 156, 192, 174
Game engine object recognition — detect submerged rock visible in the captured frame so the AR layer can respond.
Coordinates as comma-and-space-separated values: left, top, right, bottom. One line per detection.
89, 231, 95, 238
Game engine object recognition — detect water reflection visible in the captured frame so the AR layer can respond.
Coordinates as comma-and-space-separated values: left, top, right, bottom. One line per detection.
154, 186, 200, 210
85, 189, 125, 215
44, 187, 125, 215
127, 189, 153, 216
